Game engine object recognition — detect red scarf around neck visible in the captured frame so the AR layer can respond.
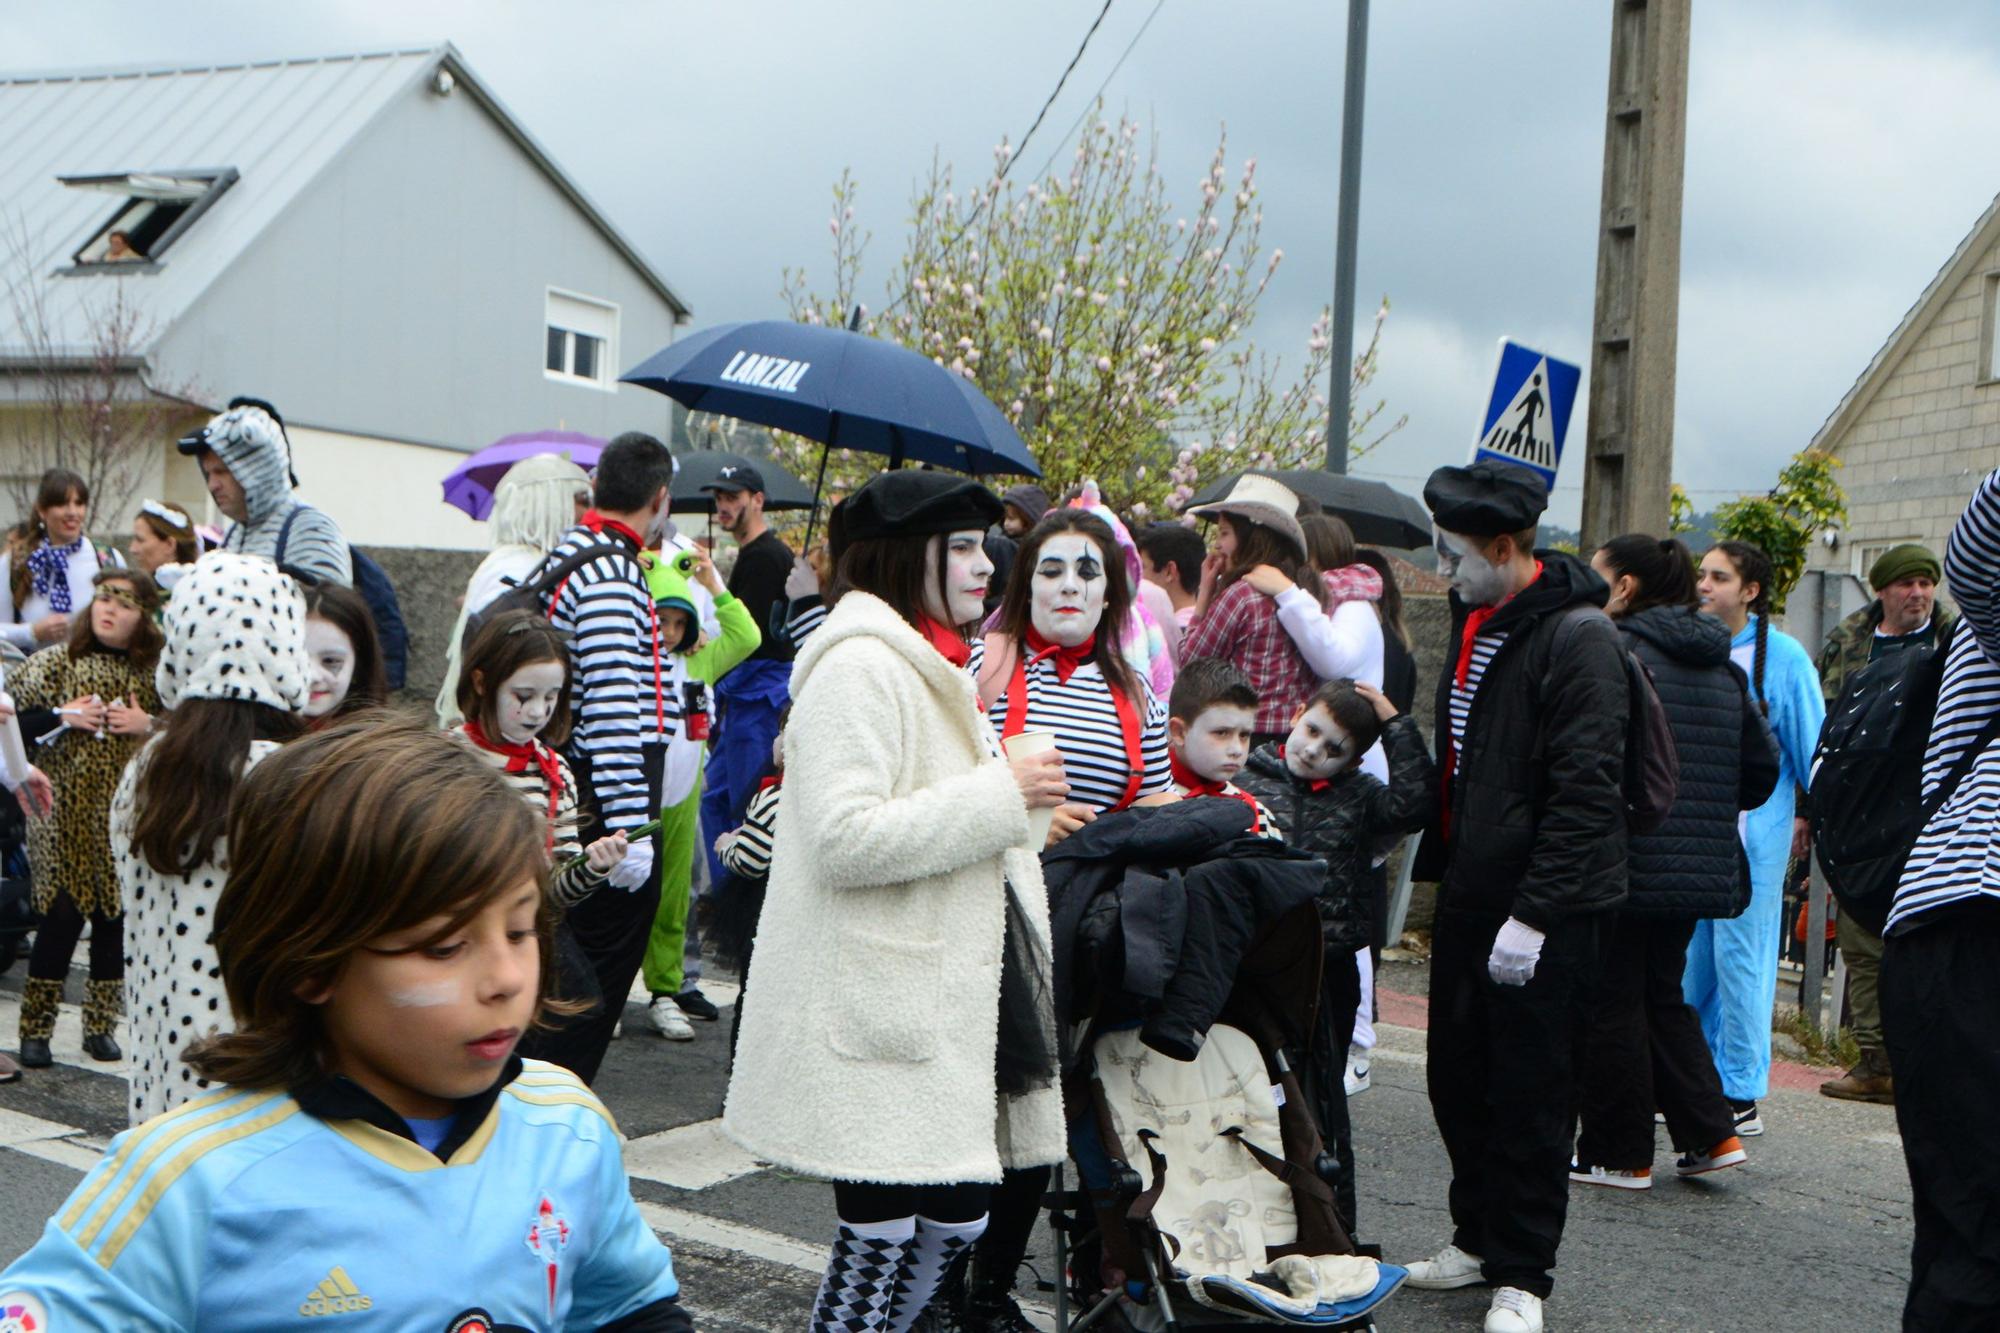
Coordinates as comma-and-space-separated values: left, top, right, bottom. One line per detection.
1024, 626, 1098, 683
1452, 560, 1544, 688
581, 510, 644, 549
918, 616, 972, 668
464, 720, 563, 851
1169, 747, 1263, 831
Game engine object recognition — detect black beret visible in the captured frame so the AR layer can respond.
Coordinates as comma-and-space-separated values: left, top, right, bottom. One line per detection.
830, 470, 1003, 560
1424, 460, 1549, 537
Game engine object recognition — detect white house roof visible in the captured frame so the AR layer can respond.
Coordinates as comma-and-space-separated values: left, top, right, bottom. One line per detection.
0, 44, 688, 361
1811, 188, 2000, 453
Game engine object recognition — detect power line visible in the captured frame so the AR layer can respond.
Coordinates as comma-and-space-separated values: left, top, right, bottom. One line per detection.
879, 0, 1120, 320
1030, 0, 1169, 184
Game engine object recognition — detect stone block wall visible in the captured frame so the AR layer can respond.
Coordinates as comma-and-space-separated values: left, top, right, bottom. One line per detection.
362, 545, 484, 714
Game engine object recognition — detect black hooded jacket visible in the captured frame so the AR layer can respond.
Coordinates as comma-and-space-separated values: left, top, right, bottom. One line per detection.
1237, 714, 1436, 953
1616, 605, 1782, 919
1413, 551, 1629, 927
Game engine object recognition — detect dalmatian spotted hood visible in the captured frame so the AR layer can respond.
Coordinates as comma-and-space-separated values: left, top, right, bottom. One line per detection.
154, 552, 312, 713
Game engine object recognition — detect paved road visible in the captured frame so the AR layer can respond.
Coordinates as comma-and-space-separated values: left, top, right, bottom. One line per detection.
0, 956, 1914, 1330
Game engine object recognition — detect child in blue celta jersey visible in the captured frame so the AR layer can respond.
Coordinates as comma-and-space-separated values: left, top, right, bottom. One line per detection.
0, 718, 693, 1331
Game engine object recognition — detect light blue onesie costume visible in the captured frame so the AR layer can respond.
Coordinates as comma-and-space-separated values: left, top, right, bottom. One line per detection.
1682, 614, 1825, 1103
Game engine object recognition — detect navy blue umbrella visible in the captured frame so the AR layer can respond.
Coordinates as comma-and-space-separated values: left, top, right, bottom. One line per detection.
622, 320, 1042, 486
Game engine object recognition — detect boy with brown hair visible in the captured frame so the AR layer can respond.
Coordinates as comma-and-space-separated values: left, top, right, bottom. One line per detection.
0, 718, 693, 1330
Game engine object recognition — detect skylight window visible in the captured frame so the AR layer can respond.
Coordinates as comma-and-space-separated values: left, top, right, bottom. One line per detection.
61, 168, 238, 268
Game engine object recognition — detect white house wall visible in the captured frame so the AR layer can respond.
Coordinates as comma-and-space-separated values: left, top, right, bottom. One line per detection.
1811, 227, 2000, 582
282, 424, 487, 550
149, 59, 681, 481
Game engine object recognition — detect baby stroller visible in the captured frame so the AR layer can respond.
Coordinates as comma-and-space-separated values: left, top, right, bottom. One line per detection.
1042, 812, 1405, 1330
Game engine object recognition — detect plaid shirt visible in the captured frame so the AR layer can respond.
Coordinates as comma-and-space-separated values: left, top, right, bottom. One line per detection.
1183, 579, 1319, 735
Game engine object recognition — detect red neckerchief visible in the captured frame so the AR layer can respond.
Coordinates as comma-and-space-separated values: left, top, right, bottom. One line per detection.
1024, 626, 1097, 683
579, 513, 667, 732
1002, 636, 1143, 811
464, 720, 563, 852
1442, 560, 1544, 834
1276, 745, 1334, 794
756, 774, 784, 794
1168, 748, 1264, 832
918, 616, 972, 668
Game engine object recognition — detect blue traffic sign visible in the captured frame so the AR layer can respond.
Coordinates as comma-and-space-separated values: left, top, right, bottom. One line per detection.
1473, 339, 1581, 486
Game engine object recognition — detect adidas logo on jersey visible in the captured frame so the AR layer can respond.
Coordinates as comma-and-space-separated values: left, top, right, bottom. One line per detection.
298, 1266, 373, 1316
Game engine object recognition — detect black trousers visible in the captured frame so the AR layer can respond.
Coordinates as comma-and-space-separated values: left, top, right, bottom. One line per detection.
28, 892, 121, 983
1303, 943, 1363, 1234
1882, 907, 2000, 1331
1575, 914, 1734, 1167
970, 1164, 1051, 1295
835, 1179, 991, 1226
1427, 907, 1604, 1300
526, 876, 660, 1085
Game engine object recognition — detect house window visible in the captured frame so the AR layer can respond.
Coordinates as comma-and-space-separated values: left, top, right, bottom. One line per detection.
1855, 539, 1925, 589
62, 170, 238, 268
1987, 273, 2000, 382
545, 290, 618, 388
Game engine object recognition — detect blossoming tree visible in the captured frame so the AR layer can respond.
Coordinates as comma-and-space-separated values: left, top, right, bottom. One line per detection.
775, 109, 1403, 521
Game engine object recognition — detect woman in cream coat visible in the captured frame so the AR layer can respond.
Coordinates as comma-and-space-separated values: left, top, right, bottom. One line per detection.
725, 471, 1070, 1333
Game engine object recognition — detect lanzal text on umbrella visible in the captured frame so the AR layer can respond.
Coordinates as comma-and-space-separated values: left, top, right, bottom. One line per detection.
718, 351, 812, 394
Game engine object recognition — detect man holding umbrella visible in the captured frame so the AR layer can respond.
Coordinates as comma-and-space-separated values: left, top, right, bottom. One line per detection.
695, 464, 795, 903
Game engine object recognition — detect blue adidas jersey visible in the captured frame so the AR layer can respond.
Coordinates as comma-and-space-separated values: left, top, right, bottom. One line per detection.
0, 1060, 682, 1331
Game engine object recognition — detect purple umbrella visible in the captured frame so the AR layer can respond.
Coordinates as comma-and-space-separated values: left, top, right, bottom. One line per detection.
442, 431, 606, 520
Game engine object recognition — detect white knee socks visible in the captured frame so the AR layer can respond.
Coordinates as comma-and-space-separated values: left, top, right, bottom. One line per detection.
811, 1217, 914, 1332
885, 1213, 988, 1333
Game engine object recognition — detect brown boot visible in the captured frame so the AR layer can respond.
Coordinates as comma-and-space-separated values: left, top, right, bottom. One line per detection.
1820, 1047, 1894, 1104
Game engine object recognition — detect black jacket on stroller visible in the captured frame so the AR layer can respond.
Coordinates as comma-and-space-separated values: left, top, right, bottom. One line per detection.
1236, 715, 1436, 954
1043, 800, 1326, 1064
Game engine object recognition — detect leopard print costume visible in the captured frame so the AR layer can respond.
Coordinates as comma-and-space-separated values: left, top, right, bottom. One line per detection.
9, 644, 160, 917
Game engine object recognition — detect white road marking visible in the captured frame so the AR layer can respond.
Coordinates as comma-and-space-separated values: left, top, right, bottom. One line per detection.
623, 1117, 765, 1191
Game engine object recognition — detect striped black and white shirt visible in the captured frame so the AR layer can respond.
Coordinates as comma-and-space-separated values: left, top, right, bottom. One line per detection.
545, 524, 685, 834
1890, 468, 2000, 931
720, 782, 782, 880
966, 640, 1171, 812
1447, 626, 1508, 762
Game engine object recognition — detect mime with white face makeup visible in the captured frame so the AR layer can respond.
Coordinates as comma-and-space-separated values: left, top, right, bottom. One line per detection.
1400, 461, 1632, 1333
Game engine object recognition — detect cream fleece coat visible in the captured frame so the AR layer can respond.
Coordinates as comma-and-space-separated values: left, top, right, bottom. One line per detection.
723, 591, 1065, 1185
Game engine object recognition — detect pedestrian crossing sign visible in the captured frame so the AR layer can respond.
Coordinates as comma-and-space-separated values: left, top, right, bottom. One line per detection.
1473, 339, 1581, 487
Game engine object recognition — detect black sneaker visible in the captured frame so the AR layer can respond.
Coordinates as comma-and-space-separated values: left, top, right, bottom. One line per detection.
1728, 1099, 1764, 1137
673, 989, 721, 1022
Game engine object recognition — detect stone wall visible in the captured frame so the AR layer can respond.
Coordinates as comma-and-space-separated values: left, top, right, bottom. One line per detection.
363, 545, 485, 714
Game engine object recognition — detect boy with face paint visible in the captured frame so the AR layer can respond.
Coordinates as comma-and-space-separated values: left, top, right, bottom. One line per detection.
1400, 461, 1631, 1333
1165, 657, 1283, 837
1237, 677, 1434, 1239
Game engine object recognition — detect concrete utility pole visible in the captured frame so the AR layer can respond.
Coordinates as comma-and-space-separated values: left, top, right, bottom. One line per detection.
1324, 0, 1370, 475
1579, 0, 1690, 549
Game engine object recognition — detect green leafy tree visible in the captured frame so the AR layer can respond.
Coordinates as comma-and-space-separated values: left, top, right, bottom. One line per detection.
778, 109, 1404, 520
1709, 449, 1846, 614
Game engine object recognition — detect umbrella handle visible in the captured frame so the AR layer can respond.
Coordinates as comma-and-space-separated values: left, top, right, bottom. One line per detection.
803, 445, 833, 552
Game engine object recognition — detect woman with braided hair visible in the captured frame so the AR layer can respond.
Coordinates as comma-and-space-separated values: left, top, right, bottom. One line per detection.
1688, 540, 1823, 1138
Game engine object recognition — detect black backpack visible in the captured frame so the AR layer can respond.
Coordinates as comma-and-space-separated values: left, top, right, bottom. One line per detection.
276, 507, 410, 690
1809, 622, 2000, 934
1554, 606, 1681, 835
460, 541, 628, 654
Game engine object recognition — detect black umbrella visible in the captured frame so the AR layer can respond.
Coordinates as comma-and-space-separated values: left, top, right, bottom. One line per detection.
670, 450, 818, 516
1189, 468, 1432, 549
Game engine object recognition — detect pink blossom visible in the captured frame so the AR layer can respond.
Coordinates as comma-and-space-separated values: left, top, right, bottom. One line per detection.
1096, 356, 1113, 372
1010, 399, 1025, 415
1091, 292, 1108, 307
1038, 326, 1054, 341
1199, 338, 1217, 353
828, 218, 840, 235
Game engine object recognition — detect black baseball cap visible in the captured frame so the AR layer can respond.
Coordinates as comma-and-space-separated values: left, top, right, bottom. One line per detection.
700, 463, 766, 496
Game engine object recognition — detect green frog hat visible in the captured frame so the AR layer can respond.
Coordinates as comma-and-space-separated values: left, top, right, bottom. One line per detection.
644, 550, 704, 653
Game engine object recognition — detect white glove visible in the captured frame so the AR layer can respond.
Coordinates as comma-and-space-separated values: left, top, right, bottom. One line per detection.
606, 837, 656, 892
784, 555, 820, 601
1486, 917, 1546, 987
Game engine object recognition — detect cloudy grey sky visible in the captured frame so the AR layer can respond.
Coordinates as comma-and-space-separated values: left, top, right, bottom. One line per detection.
10, 0, 2000, 525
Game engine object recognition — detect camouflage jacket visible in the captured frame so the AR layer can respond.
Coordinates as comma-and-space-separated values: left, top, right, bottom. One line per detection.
1815, 601, 1957, 702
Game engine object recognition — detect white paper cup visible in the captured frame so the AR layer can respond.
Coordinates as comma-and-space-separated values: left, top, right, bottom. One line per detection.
1002, 729, 1060, 849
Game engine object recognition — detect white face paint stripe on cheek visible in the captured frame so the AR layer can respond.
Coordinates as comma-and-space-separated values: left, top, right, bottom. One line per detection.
386, 980, 459, 1008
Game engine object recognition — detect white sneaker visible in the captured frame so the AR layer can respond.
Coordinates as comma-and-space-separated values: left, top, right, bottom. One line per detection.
1403, 1242, 1485, 1290
649, 995, 695, 1041
1345, 1047, 1372, 1097
1485, 1287, 1544, 1332
1568, 1161, 1651, 1190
